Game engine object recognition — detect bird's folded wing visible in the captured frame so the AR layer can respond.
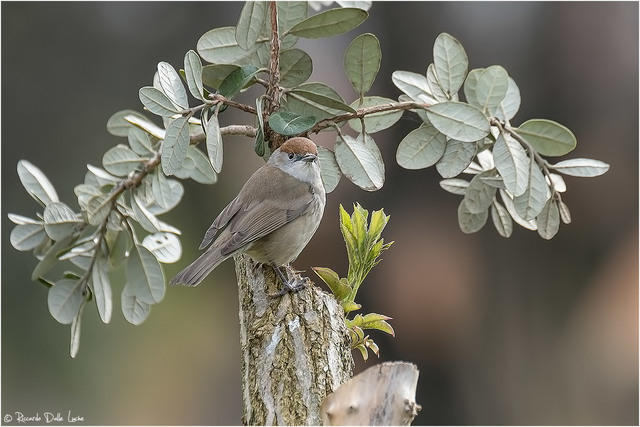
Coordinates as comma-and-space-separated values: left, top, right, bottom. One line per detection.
198, 196, 242, 249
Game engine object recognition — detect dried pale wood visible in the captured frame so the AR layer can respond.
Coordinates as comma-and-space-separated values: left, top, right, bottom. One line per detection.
321, 361, 421, 425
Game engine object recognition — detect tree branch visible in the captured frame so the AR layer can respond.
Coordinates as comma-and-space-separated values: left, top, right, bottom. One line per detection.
265, 1, 281, 114
209, 94, 257, 115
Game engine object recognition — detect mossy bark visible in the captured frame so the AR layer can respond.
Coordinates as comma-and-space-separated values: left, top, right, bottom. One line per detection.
234, 254, 354, 425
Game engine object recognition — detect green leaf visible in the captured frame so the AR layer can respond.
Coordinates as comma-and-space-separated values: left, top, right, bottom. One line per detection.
86, 194, 112, 226
91, 255, 112, 324
290, 89, 356, 113
426, 101, 490, 142
268, 111, 316, 135
436, 139, 477, 178
69, 298, 85, 358
481, 175, 506, 190
202, 64, 240, 89
516, 119, 577, 156
162, 116, 190, 175
493, 134, 529, 197
463, 173, 496, 214
312, 267, 351, 300
102, 144, 142, 177
288, 8, 368, 39
500, 189, 537, 231
491, 200, 513, 238
184, 50, 204, 100
197, 27, 266, 65
426, 63, 449, 102
344, 33, 381, 96
128, 127, 155, 156
348, 96, 403, 133
138, 86, 180, 117
537, 198, 560, 240
457, 199, 488, 234
513, 156, 550, 220
391, 70, 436, 104
131, 193, 161, 233
186, 147, 218, 184
74, 184, 101, 210
475, 65, 509, 112
31, 234, 75, 280
107, 110, 149, 137
43, 202, 81, 240
127, 244, 165, 304
206, 110, 224, 173
10, 223, 46, 251
317, 146, 341, 193
463, 68, 484, 107
432, 32, 468, 97
280, 49, 313, 88
17, 160, 59, 207
489, 77, 520, 121
218, 65, 260, 99
48, 278, 83, 325
282, 82, 347, 121
396, 124, 447, 170
236, 1, 268, 49
549, 158, 610, 177
121, 284, 151, 325
335, 133, 385, 191
142, 232, 182, 263
558, 200, 571, 224
157, 62, 189, 110
109, 229, 131, 268
360, 313, 395, 336
152, 170, 184, 210
342, 301, 362, 313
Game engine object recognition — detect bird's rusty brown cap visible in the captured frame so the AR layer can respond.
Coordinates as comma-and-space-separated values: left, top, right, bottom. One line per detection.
279, 137, 318, 156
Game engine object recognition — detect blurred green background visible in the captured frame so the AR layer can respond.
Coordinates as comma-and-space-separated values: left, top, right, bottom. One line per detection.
2, 2, 637, 425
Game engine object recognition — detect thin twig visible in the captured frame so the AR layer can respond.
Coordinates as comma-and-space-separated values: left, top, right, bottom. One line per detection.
190, 125, 257, 144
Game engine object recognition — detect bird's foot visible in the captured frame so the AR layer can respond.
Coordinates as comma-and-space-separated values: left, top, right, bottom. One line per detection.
269, 264, 307, 298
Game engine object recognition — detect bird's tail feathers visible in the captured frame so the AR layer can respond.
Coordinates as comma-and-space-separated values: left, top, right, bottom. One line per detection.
170, 246, 227, 287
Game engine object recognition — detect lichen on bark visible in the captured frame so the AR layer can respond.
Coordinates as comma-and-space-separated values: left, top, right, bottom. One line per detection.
234, 254, 354, 425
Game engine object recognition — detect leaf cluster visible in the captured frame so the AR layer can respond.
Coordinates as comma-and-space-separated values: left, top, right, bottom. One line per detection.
313, 204, 394, 360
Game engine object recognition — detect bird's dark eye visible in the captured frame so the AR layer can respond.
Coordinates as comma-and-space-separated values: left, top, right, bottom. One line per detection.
288, 153, 295, 160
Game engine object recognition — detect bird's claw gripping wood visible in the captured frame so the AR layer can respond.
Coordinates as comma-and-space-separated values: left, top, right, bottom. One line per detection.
269, 264, 307, 298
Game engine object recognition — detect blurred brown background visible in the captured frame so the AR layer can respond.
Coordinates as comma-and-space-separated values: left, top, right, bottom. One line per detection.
2, 2, 637, 425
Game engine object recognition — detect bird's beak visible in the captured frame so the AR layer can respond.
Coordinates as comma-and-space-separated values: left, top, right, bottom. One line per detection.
301, 154, 317, 163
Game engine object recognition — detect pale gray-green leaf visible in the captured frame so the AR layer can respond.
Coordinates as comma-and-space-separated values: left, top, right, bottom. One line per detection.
426, 101, 490, 142
493, 134, 529, 196
162, 116, 190, 175
548, 173, 566, 192
480, 175, 506, 189
436, 139, 476, 178
107, 110, 149, 137
490, 77, 520, 121
17, 160, 59, 206
439, 178, 469, 195
288, 8, 368, 39
139, 86, 180, 117
491, 200, 513, 238
536, 198, 560, 240
396, 124, 447, 169
463, 173, 496, 214
458, 199, 488, 234
463, 68, 484, 107
282, 82, 346, 121
334, 133, 385, 191
152, 170, 184, 210
48, 278, 83, 325
202, 64, 240, 89
109, 229, 132, 268
432, 33, 468, 97
86, 194, 112, 226
127, 244, 165, 304
280, 49, 313, 87
128, 127, 155, 156
74, 184, 101, 210
392, 70, 436, 104
197, 27, 263, 65
317, 146, 341, 193
92, 255, 112, 324
10, 223, 46, 251
344, 33, 381, 96
125, 114, 166, 140
559, 200, 571, 224
463, 161, 484, 175
426, 63, 449, 102
131, 193, 161, 233
516, 119, 577, 156
142, 232, 182, 263
476, 149, 494, 170
157, 62, 188, 109
206, 111, 223, 173
236, 1, 267, 49
121, 284, 151, 325
291, 89, 356, 113
475, 65, 508, 112
184, 50, 204, 100
513, 157, 550, 220
186, 147, 218, 184
102, 144, 141, 177
69, 300, 85, 358
549, 158, 610, 177
8, 213, 41, 225
500, 189, 537, 230
348, 96, 403, 133
336, 0, 371, 9
269, 111, 316, 136
43, 202, 81, 240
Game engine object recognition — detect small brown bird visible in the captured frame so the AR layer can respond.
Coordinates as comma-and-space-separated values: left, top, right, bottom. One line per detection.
171, 137, 326, 294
